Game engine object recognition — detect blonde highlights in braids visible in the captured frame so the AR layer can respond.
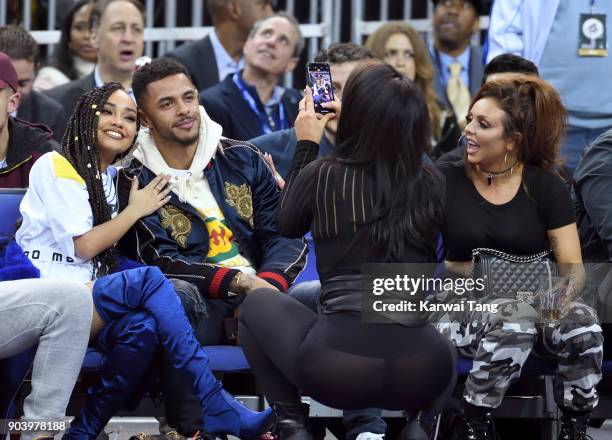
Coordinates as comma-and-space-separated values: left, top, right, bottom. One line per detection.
61, 82, 140, 278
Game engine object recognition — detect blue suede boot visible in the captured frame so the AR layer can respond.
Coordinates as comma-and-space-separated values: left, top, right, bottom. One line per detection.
63, 312, 159, 439
91, 267, 273, 439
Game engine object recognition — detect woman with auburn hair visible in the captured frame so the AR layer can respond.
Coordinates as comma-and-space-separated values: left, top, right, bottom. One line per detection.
365, 21, 460, 158
437, 76, 603, 439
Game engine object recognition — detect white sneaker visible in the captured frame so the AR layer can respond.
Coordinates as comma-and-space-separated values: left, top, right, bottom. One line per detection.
356, 432, 385, 440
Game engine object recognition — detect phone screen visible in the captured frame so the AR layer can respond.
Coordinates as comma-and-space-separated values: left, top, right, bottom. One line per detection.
306, 62, 335, 114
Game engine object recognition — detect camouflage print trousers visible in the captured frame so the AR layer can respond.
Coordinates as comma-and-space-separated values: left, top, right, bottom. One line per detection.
430, 295, 603, 412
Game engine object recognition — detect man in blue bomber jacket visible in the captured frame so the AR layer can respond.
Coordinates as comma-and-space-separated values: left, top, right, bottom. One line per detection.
117, 57, 306, 439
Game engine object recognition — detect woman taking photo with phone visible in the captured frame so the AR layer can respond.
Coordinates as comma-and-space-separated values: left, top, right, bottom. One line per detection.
238, 61, 456, 440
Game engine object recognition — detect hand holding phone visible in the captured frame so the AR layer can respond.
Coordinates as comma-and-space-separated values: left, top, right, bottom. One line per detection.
306, 62, 335, 114
295, 87, 335, 143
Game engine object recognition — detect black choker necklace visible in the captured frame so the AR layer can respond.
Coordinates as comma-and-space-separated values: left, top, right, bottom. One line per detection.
480, 160, 518, 186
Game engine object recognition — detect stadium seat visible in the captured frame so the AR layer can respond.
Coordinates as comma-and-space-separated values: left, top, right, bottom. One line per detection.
81, 345, 250, 374
0, 188, 25, 240
294, 232, 318, 283
0, 189, 31, 438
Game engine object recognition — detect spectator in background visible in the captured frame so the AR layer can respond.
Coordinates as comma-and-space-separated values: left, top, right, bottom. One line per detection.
365, 21, 461, 158
250, 42, 373, 178
167, 0, 273, 92
34, 1, 96, 91
430, 0, 483, 129
487, 0, 612, 172
573, 128, 612, 362
0, 52, 59, 189
482, 52, 539, 82
118, 57, 306, 439
46, 0, 145, 137
200, 12, 302, 141
0, 25, 65, 141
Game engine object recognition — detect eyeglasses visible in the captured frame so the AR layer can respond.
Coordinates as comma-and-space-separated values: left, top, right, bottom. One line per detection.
436, 0, 475, 11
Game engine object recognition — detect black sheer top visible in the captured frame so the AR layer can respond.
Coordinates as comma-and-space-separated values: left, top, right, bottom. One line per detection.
278, 140, 439, 283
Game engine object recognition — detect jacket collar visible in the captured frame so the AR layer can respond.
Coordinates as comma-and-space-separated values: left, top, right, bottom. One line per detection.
5, 117, 53, 168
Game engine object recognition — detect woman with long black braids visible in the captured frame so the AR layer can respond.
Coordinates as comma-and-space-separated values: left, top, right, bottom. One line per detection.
13, 82, 272, 439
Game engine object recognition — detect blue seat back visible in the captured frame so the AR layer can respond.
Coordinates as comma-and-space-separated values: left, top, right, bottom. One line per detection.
0, 189, 29, 437
295, 232, 319, 283
0, 189, 25, 241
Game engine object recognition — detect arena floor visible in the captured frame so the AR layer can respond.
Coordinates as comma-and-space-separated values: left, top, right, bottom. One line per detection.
65, 417, 612, 440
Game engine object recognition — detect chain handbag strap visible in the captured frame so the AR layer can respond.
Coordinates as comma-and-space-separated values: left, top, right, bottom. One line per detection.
470, 247, 557, 303
472, 247, 553, 264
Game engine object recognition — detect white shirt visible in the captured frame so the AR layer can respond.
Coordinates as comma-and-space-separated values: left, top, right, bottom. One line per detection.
209, 30, 244, 83
16, 151, 117, 281
0, 157, 6, 168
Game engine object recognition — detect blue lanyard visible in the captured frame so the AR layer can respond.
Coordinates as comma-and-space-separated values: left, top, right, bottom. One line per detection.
232, 73, 287, 135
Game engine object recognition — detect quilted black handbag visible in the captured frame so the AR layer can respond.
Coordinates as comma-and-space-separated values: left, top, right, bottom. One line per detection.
471, 248, 558, 304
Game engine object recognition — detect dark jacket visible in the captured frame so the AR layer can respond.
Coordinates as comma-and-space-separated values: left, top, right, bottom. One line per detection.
44, 72, 96, 138
574, 128, 612, 262
430, 45, 484, 110
249, 128, 333, 178
166, 35, 219, 92
0, 117, 59, 188
116, 137, 307, 298
17, 90, 66, 142
200, 74, 301, 142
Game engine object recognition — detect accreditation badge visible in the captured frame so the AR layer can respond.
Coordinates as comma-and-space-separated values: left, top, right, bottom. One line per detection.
579, 13, 608, 56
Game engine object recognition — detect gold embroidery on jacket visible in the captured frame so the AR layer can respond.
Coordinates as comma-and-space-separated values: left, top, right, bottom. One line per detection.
225, 182, 254, 228
160, 205, 192, 248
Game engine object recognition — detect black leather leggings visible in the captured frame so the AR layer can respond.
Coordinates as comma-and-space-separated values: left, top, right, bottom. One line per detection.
239, 289, 456, 410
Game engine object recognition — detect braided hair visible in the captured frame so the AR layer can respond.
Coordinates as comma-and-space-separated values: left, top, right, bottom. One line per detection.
61, 82, 140, 278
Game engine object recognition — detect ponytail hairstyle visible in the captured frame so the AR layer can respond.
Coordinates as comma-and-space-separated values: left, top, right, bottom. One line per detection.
470, 77, 567, 170
61, 82, 140, 278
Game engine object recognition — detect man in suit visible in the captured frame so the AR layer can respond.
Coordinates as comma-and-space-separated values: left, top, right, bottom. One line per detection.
46, 0, 145, 136
429, 0, 483, 128
167, 0, 273, 92
200, 12, 303, 141
0, 25, 65, 141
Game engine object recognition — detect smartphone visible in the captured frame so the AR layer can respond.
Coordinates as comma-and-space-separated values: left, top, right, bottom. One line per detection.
306, 62, 335, 114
